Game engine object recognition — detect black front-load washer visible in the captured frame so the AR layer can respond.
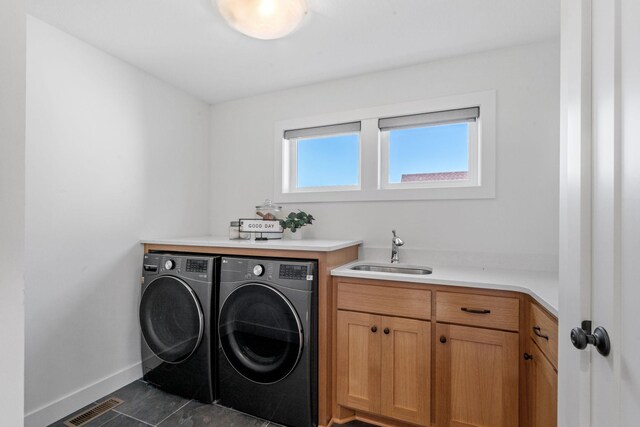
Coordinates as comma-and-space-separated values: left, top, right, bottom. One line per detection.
217, 256, 317, 427
139, 253, 218, 403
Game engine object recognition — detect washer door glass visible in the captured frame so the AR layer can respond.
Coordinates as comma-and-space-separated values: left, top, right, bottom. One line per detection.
139, 276, 204, 364
219, 283, 303, 384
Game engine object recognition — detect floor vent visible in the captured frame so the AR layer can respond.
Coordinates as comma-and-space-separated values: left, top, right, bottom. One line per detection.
63, 398, 123, 427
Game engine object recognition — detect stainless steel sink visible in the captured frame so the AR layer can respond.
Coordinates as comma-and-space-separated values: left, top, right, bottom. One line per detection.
350, 264, 432, 275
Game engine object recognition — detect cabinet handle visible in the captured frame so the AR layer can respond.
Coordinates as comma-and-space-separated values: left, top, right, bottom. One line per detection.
371, 325, 377, 333
461, 307, 491, 314
533, 326, 549, 340
384, 328, 390, 334
523, 353, 533, 361
440, 336, 447, 344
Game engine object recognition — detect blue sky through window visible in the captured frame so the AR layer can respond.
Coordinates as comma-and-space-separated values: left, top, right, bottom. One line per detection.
297, 133, 359, 188
388, 123, 469, 183
295, 123, 468, 188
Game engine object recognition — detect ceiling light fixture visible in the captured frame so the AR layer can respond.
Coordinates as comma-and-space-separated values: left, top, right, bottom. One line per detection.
216, 0, 308, 40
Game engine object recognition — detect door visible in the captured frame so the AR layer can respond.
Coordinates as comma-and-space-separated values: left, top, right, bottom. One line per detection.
380, 316, 430, 426
337, 311, 430, 425
336, 310, 381, 414
560, 1, 640, 426
435, 324, 518, 427
218, 283, 303, 384
526, 342, 557, 427
139, 276, 204, 363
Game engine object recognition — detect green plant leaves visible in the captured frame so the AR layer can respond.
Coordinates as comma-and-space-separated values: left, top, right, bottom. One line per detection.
279, 210, 314, 232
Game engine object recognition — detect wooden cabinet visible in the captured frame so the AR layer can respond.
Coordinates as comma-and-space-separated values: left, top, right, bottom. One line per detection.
381, 316, 431, 424
336, 311, 380, 414
526, 340, 557, 427
524, 301, 558, 427
435, 323, 519, 427
332, 277, 557, 427
436, 291, 519, 331
435, 291, 520, 427
529, 303, 558, 369
335, 280, 431, 426
337, 281, 431, 320
336, 310, 431, 426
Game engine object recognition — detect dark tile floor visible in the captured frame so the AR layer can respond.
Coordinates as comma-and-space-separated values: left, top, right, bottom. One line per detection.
49, 379, 372, 427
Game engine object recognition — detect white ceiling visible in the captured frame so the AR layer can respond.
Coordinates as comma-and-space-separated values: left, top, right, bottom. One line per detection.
26, 0, 559, 104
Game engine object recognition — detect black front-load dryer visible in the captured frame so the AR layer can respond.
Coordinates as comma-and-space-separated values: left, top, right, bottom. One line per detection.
140, 253, 218, 403
218, 256, 317, 427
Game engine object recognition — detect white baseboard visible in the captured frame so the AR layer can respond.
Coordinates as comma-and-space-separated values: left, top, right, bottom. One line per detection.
24, 362, 142, 427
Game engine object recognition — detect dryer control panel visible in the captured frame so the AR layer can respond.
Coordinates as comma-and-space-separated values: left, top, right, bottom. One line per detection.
221, 257, 316, 291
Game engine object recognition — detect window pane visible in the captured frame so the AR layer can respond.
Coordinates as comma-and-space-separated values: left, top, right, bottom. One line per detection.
296, 134, 359, 188
388, 123, 469, 184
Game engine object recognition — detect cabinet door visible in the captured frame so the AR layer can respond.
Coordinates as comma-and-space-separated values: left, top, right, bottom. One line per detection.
527, 341, 557, 427
380, 316, 431, 426
435, 324, 519, 427
336, 310, 381, 414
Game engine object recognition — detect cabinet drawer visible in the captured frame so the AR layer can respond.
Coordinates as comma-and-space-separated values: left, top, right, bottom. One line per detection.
337, 282, 431, 320
529, 302, 558, 369
436, 291, 519, 331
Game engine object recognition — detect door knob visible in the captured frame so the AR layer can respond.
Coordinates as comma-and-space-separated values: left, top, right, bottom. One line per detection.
570, 320, 611, 356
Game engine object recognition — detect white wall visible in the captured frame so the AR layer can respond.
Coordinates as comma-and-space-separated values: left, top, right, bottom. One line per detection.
0, 0, 26, 426
210, 41, 560, 270
24, 17, 211, 426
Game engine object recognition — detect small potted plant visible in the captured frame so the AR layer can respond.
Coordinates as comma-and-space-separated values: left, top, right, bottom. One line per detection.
279, 210, 315, 239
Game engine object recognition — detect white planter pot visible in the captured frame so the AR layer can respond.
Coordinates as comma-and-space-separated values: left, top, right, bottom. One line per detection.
286, 228, 304, 240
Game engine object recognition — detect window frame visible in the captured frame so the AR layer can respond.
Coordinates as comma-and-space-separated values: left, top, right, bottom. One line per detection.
274, 90, 496, 203
285, 128, 362, 193
379, 118, 479, 190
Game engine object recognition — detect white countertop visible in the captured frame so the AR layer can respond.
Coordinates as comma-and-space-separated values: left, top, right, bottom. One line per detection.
141, 236, 362, 252
141, 236, 557, 314
332, 261, 558, 316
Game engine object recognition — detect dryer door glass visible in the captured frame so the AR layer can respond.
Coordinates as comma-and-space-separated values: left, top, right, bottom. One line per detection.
139, 276, 204, 363
219, 283, 303, 384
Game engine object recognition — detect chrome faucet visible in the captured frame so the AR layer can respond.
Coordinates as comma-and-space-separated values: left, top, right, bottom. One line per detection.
391, 230, 404, 264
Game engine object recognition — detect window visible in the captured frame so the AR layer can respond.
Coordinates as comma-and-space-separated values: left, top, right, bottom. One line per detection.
379, 107, 480, 189
274, 91, 495, 202
282, 122, 360, 192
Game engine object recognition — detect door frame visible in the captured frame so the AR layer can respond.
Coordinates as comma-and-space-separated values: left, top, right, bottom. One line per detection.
558, 1, 593, 426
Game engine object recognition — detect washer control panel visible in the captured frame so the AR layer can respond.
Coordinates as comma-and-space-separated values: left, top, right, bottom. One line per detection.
186, 259, 208, 273
142, 254, 215, 282
279, 264, 308, 280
